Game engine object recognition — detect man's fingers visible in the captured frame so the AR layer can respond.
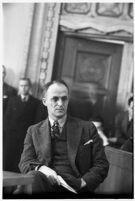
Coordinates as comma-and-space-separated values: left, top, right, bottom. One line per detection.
38, 166, 61, 185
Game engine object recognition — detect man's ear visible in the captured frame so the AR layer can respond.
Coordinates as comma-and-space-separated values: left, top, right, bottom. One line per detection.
42, 98, 47, 106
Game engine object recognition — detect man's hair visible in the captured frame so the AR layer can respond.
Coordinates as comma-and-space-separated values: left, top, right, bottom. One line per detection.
42, 80, 69, 98
19, 77, 31, 87
128, 96, 133, 106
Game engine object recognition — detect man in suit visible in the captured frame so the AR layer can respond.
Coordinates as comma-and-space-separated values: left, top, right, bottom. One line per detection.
3, 65, 17, 176
19, 80, 109, 197
109, 96, 133, 149
3, 77, 39, 172
2, 65, 17, 116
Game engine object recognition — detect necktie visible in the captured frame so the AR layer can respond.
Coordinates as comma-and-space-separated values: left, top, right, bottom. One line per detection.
51, 120, 60, 138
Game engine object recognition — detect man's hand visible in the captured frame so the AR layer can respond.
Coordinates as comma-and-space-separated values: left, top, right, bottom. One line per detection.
80, 178, 86, 188
38, 165, 60, 185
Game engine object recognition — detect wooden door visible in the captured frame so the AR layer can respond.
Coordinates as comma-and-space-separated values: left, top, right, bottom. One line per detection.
53, 32, 123, 133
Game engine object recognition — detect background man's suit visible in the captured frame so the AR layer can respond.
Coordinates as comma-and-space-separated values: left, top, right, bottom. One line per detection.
3, 82, 17, 116
115, 111, 133, 146
3, 95, 39, 172
19, 116, 109, 192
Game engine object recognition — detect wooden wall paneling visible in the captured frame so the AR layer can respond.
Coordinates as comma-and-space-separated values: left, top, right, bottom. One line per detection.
116, 42, 133, 111
53, 33, 124, 130
59, 2, 133, 113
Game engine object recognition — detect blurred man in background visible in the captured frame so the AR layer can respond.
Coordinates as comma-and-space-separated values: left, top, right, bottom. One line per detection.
3, 77, 39, 172
109, 96, 133, 150
2, 65, 17, 116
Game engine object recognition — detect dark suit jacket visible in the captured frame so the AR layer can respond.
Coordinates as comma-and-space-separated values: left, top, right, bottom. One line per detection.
115, 111, 133, 146
3, 95, 40, 172
19, 116, 109, 191
34, 101, 48, 124
3, 82, 17, 116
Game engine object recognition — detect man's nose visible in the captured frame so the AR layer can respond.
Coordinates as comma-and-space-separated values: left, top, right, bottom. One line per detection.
57, 99, 63, 106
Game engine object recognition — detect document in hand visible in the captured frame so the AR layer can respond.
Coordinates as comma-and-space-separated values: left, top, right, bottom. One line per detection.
38, 165, 77, 194
57, 175, 77, 194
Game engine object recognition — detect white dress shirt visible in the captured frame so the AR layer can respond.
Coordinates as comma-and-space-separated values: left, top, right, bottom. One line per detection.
49, 115, 67, 133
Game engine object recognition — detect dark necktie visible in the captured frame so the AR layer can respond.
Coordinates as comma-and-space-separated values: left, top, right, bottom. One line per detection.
51, 120, 60, 138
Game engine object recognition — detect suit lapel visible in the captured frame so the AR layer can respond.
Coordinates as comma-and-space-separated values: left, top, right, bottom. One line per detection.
67, 117, 82, 176
37, 119, 52, 166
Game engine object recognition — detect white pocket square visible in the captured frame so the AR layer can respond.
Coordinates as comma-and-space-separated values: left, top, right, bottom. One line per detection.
84, 139, 93, 146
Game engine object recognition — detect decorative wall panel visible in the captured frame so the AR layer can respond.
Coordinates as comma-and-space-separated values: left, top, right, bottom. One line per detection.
60, 3, 133, 39
96, 3, 124, 17
75, 52, 110, 89
64, 3, 91, 14
58, 3, 133, 114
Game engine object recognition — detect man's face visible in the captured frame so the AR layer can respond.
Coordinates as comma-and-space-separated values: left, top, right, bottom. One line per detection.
43, 83, 69, 120
18, 80, 30, 96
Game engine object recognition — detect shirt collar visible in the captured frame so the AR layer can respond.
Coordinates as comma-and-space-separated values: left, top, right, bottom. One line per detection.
20, 94, 29, 101
49, 115, 67, 128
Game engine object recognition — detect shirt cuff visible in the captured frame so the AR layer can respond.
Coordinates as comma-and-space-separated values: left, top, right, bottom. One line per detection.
35, 165, 43, 171
80, 178, 87, 188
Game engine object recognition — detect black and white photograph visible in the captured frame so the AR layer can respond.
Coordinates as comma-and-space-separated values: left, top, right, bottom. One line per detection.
2, 1, 134, 199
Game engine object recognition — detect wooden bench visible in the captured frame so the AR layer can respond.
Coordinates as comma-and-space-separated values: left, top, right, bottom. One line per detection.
3, 171, 34, 186
3, 146, 133, 197
95, 146, 133, 196
3, 171, 34, 196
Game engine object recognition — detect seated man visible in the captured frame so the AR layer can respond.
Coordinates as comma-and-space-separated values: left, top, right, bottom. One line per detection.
121, 136, 133, 153
19, 80, 109, 197
3, 77, 39, 172
109, 96, 133, 148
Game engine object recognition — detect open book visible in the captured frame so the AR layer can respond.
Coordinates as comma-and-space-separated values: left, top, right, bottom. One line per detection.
57, 175, 77, 194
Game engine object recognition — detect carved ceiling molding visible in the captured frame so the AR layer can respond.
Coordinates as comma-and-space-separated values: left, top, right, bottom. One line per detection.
62, 3, 133, 19
60, 3, 133, 39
